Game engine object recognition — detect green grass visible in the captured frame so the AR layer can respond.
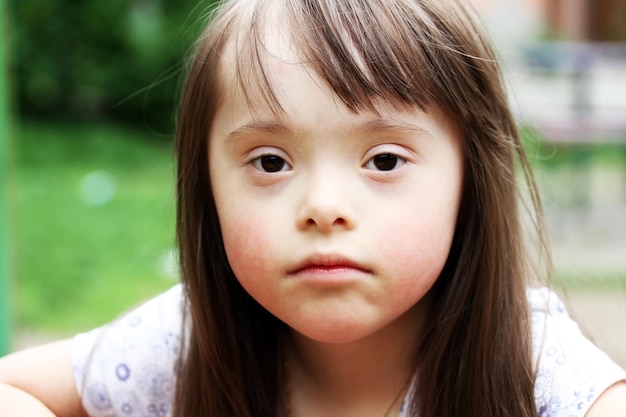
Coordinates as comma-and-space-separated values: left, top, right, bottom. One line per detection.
14, 121, 177, 333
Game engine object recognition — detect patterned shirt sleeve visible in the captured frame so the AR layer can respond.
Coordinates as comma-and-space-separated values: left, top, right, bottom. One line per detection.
529, 287, 626, 417
72, 284, 185, 417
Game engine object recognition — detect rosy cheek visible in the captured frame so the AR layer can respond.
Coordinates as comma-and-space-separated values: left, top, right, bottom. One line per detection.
380, 216, 454, 284
221, 214, 274, 280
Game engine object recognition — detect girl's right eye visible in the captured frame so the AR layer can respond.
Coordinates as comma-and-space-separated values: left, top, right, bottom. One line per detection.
251, 155, 292, 173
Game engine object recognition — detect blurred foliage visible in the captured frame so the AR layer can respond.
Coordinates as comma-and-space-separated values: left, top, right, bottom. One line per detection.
16, 121, 176, 332
521, 125, 626, 169
10, 0, 217, 131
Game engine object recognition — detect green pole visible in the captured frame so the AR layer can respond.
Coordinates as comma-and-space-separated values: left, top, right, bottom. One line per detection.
0, 0, 14, 355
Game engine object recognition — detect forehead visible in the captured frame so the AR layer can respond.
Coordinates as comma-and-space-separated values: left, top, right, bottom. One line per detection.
212, 44, 460, 155
216, 32, 418, 128
215, 5, 317, 116
209, 0, 474, 127
214, 40, 340, 140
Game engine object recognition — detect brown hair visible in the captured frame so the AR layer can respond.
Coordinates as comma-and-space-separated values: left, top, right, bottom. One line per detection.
173, 0, 548, 416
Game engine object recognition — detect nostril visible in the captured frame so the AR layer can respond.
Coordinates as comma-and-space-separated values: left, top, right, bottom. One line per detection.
333, 218, 346, 226
298, 205, 354, 231
303, 216, 347, 228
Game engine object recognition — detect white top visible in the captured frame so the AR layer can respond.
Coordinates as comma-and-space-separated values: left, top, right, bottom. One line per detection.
72, 285, 626, 417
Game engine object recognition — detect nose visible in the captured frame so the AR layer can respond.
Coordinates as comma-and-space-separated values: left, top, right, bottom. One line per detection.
296, 171, 356, 233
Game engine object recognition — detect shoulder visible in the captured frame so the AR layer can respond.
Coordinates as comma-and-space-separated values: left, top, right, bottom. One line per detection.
585, 382, 626, 417
72, 284, 186, 417
527, 287, 626, 417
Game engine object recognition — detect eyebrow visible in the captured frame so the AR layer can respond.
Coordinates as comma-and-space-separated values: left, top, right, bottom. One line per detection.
226, 120, 296, 142
225, 117, 435, 141
352, 118, 436, 139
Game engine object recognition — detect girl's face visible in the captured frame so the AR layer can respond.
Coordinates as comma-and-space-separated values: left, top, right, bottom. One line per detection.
209, 37, 464, 345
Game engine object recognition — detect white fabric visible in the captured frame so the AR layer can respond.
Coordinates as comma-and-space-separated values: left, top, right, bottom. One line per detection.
72, 285, 626, 417
73, 286, 184, 417
528, 288, 625, 417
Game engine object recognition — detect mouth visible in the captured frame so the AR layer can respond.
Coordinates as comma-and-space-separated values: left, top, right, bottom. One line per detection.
288, 254, 372, 277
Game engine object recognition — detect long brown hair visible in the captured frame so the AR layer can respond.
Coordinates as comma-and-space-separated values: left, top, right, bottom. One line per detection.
173, 0, 547, 416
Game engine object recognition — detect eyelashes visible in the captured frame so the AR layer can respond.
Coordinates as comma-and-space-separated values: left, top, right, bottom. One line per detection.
251, 154, 293, 173
362, 153, 407, 171
249, 152, 408, 174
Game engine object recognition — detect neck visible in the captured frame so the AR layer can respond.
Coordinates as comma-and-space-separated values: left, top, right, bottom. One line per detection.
284, 298, 428, 416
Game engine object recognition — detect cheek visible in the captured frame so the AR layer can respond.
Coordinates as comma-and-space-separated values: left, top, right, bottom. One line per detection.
378, 200, 459, 291
219, 210, 279, 289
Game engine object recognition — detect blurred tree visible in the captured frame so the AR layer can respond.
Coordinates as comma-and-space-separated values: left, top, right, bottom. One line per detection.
10, 0, 215, 132
590, 0, 626, 41
546, 0, 626, 41
1, 0, 14, 356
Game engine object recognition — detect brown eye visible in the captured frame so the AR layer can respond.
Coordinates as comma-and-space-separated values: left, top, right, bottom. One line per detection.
365, 153, 404, 171
252, 155, 291, 173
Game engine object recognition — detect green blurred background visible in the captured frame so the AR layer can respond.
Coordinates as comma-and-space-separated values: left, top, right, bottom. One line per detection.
1, 0, 625, 361
1, 0, 219, 351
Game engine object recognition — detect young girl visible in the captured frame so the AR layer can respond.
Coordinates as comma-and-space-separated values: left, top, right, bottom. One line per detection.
1, 0, 625, 416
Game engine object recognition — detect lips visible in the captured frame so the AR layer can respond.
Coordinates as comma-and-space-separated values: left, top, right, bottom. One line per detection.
288, 254, 372, 276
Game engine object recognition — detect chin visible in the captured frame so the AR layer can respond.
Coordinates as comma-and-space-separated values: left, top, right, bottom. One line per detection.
288, 320, 383, 345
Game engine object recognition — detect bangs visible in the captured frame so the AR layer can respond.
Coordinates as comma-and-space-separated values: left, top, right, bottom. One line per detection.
218, 0, 495, 118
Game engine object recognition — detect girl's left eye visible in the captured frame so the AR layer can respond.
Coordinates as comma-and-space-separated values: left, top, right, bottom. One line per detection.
251, 155, 292, 173
363, 153, 406, 171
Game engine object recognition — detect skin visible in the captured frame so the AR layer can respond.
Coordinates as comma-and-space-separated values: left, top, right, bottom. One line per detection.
586, 382, 626, 417
210, 28, 464, 343
0, 340, 87, 416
